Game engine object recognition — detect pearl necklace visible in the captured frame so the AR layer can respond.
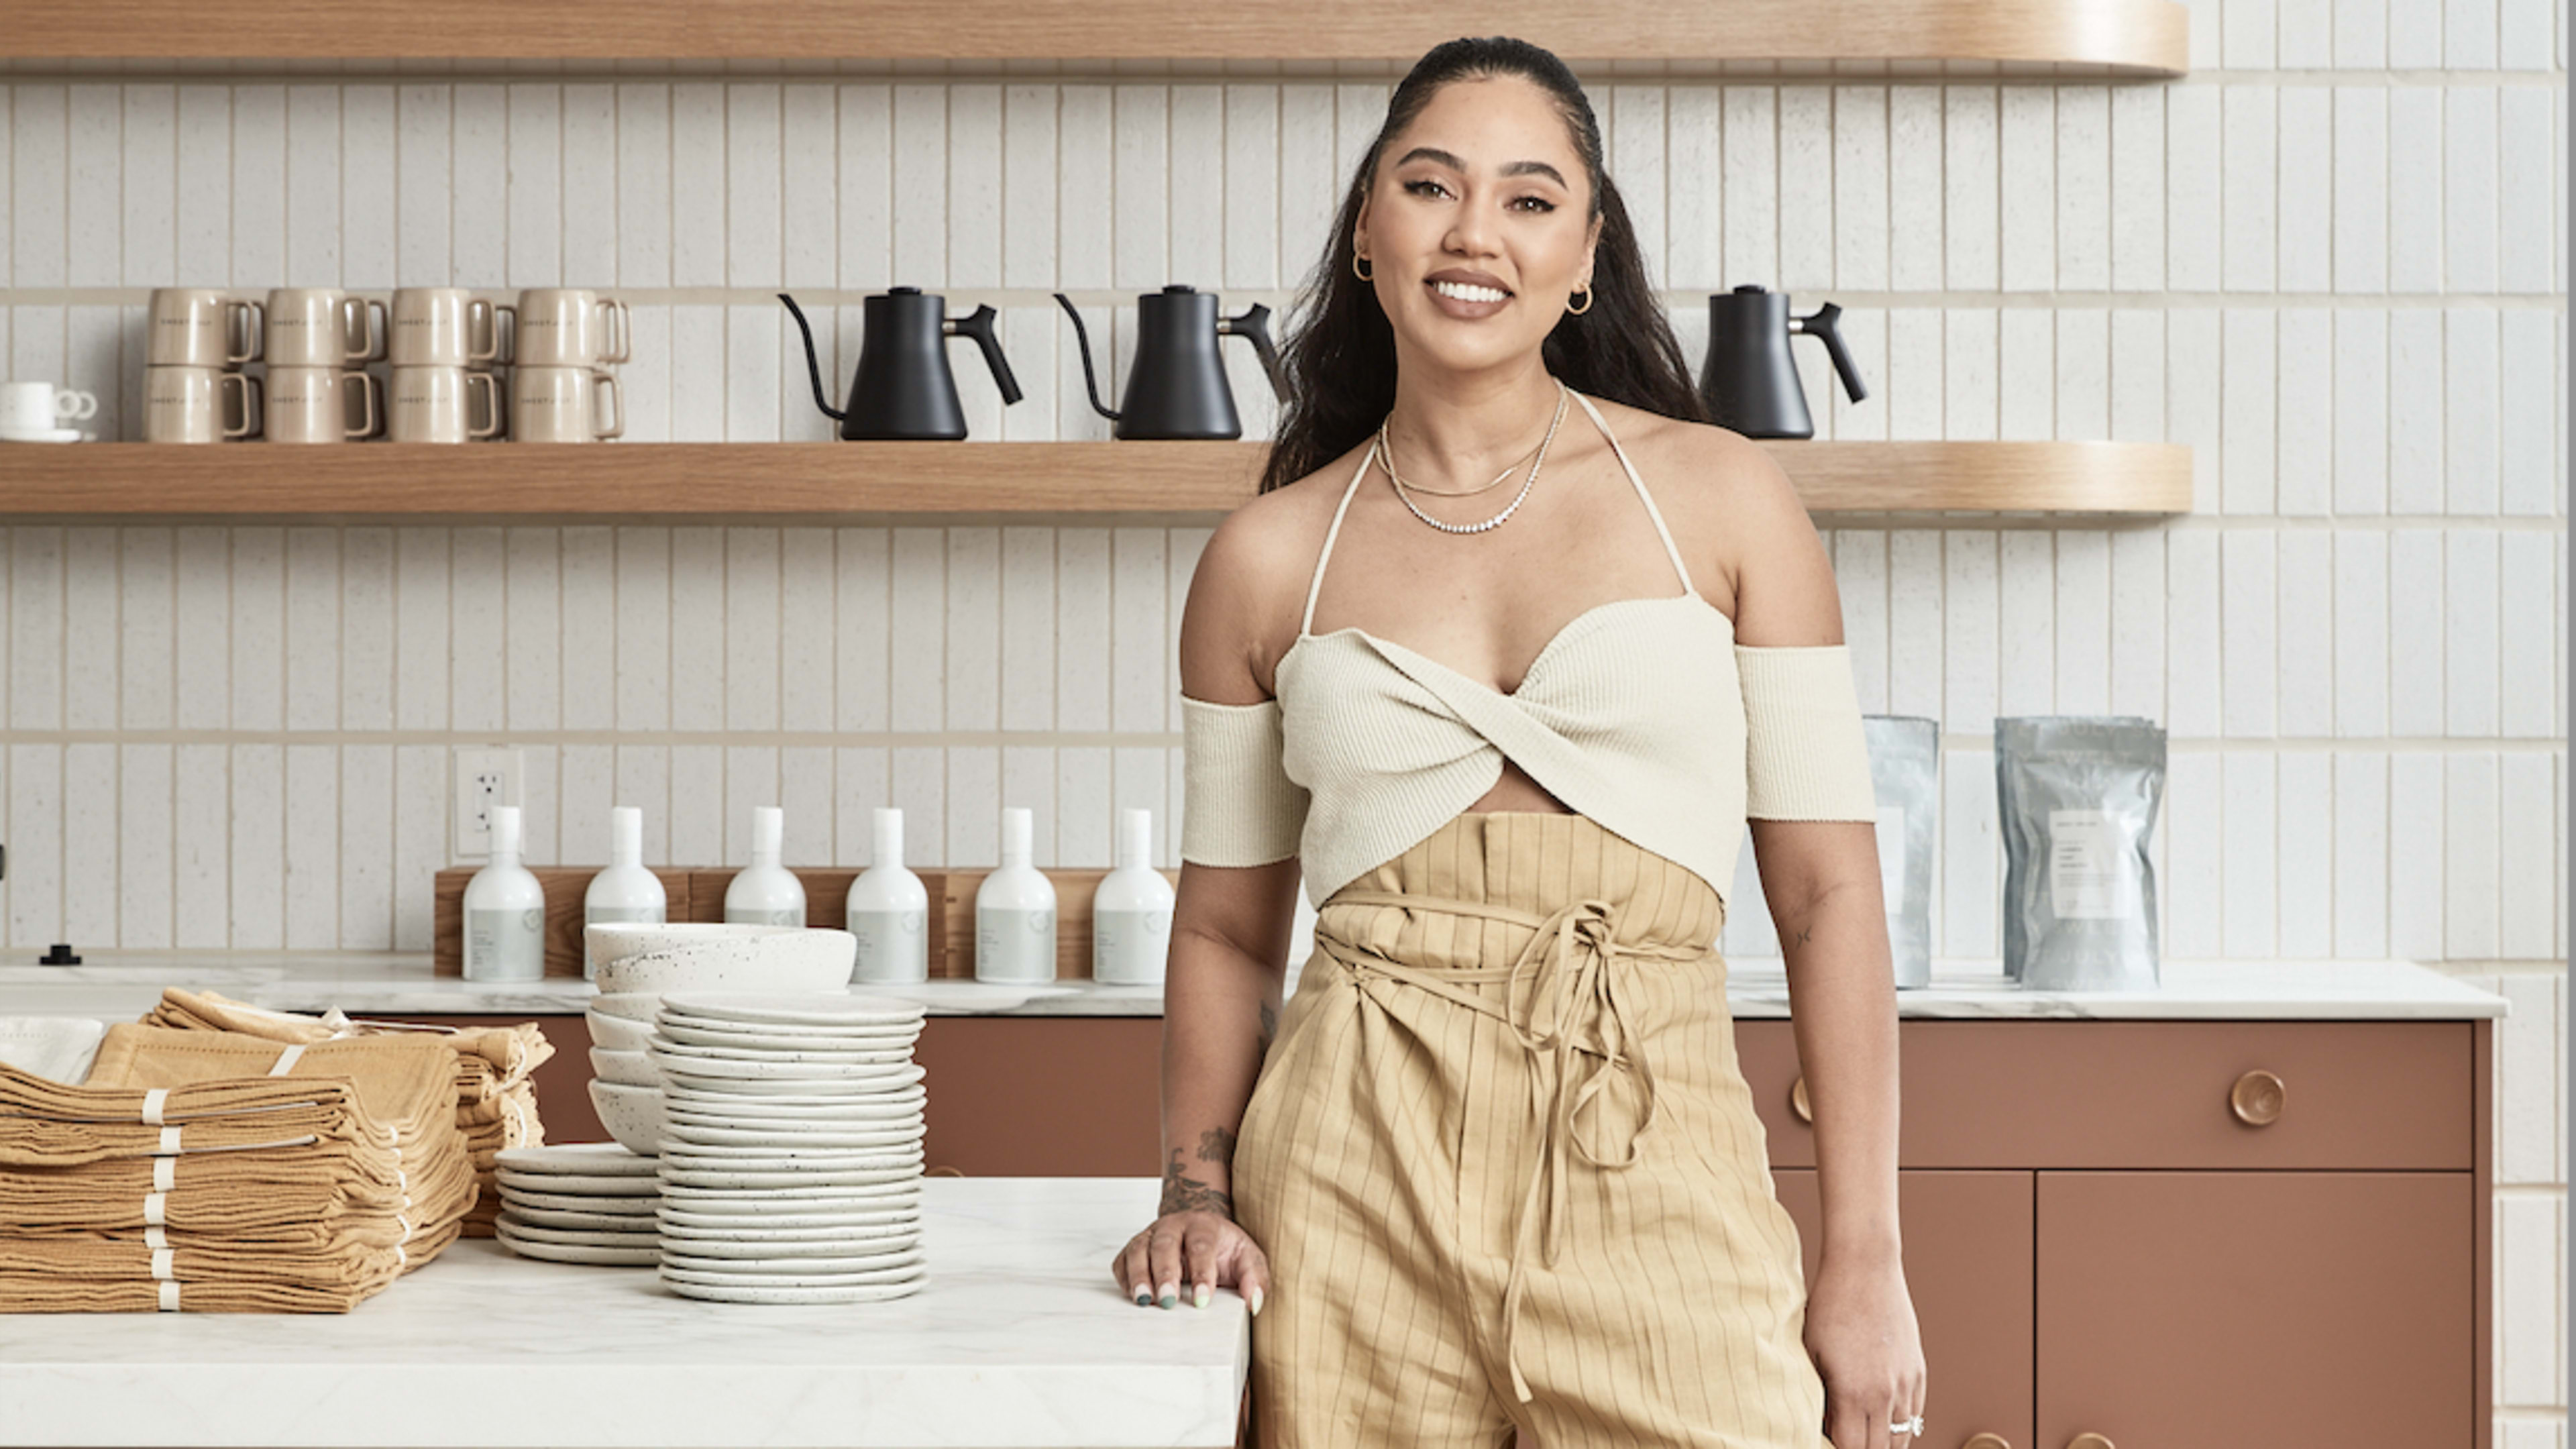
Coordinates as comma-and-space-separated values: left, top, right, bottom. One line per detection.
1376, 380, 1570, 535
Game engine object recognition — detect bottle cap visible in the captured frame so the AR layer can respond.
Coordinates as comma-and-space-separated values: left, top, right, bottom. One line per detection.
610, 806, 642, 863
1001, 806, 1032, 864
1118, 808, 1152, 867
874, 806, 904, 865
752, 805, 784, 863
490, 805, 522, 860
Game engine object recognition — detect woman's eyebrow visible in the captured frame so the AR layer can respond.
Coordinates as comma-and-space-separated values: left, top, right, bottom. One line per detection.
1391, 146, 1568, 189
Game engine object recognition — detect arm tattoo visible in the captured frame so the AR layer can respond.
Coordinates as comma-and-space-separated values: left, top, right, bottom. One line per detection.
1161, 1147, 1234, 1217
1196, 1125, 1238, 1169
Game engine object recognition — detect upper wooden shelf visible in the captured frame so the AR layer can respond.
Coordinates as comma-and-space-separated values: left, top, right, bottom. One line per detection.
0, 0, 2190, 75
0, 441, 2192, 521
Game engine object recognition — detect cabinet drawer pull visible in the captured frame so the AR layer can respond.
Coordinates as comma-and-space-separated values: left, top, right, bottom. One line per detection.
1790, 1075, 1813, 1124
1962, 1435, 2012, 1449
2065, 1436, 2116, 1449
2229, 1069, 2287, 1126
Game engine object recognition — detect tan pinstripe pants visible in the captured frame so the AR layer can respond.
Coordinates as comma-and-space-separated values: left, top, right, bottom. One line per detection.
1234, 811, 1831, 1448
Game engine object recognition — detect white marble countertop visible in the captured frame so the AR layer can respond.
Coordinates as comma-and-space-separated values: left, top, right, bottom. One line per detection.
0, 1177, 1243, 1449
0, 951, 2508, 1022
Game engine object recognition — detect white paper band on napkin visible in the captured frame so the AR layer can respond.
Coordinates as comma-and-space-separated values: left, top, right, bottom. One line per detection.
152, 1157, 176, 1193
144, 1224, 168, 1251
269, 1044, 305, 1076
140, 1088, 167, 1126
155, 1125, 182, 1157
142, 1192, 167, 1227
157, 1281, 179, 1312
149, 1248, 174, 1281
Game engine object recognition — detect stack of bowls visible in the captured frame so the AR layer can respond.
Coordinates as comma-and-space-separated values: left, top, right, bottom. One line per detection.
492, 1144, 662, 1266
582, 924, 859, 1156
649, 991, 929, 1304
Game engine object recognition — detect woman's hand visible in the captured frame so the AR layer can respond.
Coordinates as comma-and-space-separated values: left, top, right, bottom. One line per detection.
1111, 1210, 1272, 1315
1804, 1252, 1927, 1449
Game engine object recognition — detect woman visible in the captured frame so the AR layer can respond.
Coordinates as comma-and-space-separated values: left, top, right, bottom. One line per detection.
1110, 36, 1927, 1449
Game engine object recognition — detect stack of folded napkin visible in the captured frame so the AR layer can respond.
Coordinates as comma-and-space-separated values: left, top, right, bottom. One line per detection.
0, 1025, 474, 1312
138, 990, 551, 1237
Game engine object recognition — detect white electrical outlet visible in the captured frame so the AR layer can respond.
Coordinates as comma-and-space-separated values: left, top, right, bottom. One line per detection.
453, 747, 525, 859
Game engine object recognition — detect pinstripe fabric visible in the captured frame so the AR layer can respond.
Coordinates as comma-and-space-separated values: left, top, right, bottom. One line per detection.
1234, 810, 1830, 1448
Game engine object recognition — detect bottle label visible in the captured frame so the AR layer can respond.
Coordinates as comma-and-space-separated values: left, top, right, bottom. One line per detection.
1093, 906, 1174, 985
727, 908, 806, 927
466, 907, 546, 981
587, 905, 665, 926
851, 907, 929, 982
976, 908, 1056, 982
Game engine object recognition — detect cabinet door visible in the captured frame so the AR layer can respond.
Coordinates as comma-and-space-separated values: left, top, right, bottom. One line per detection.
2037, 1171, 2474, 1449
1774, 1169, 2035, 1449
914, 1017, 1166, 1177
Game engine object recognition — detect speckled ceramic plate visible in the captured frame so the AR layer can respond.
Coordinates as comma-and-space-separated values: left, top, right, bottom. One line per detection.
493, 1172, 663, 1197
654, 1020, 922, 1050
660, 1275, 924, 1305
495, 1218, 665, 1248
654, 1182, 922, 1210
498, 1187, 660, 1215
657, 1212, 921, 1239
659, 1256, 926, 1287
500, 1204, 667, 1232
648, 1052, 921, 1082
660, 992, 925, 1028
659, 1137, 922, 1161
663, 1122, 924, 1150
663, 1246, 924, 1276
494, 1144, 659, 1177
662, 1093, 922, 1122
648, 1038, 915, 1066
497, 1229, 660, 1268
657, 1163, 921, 1190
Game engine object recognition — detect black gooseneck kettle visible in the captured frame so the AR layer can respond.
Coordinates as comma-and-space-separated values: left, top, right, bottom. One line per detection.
1052, 286, 1290, 440
1699, 284, 1867, 439
780, 288, 1022, 440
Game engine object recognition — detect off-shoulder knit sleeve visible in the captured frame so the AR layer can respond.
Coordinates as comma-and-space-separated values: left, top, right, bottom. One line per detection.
1179, 694, 1310, 867
1735, 644, 1880, 821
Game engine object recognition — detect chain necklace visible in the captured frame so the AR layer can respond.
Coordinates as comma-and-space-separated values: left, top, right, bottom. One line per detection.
1376, 380, 1570, 535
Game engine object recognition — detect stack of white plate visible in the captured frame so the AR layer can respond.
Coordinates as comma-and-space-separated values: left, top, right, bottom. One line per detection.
492, 1144, 662, 1267
648, 991, 930, 1304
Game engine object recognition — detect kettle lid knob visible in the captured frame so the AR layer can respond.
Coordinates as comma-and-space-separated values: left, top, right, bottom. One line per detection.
1161, 284, 1197, 294
1731, 283, 1770, 294
888, 285, 922, 295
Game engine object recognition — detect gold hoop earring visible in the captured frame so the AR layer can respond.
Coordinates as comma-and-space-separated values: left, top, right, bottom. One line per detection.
1566, 285, 1593, 316
1352, 253, 1375, 282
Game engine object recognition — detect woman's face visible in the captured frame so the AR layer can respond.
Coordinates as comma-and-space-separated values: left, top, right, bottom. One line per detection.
1354, 74, 1603, 378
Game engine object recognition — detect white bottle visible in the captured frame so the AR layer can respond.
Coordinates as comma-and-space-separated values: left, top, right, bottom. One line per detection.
1091, 808, 1176, 986
463, 805, 546, 983
725, 805, 806, 926
848, 807, 930, 985
975, 806, 1057, 984
583, 806, 667, 979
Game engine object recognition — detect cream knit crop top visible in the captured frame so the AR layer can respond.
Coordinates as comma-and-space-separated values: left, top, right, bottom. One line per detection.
1181, 390, 1879, 914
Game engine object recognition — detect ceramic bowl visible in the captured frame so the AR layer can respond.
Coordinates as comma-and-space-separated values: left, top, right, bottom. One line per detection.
584, 922, 800, 967
588, 1046, 661, 1087
591, 929, 857, 996
588, 1080, 666, 1157
590, 990, 663, 1022
584, 1010, 654, 1053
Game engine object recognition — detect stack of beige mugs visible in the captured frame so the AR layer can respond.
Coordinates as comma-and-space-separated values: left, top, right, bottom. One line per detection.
143, 286, 630, 444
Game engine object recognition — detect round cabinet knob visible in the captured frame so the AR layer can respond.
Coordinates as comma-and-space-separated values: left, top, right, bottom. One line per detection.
1790, 1075, 1813, 1124
1963, 1435, 2013, 1449
2065, 1434, 2117, 1449
2229, 1069, 2287, 1126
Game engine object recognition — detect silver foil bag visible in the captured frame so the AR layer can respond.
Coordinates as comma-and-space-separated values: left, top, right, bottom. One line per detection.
1862, 716, 1938, 989
1995, 716, 2165, 990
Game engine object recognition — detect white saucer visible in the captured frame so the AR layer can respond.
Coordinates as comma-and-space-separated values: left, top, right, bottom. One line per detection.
0, 425, 83, 444
661, 1276, 922, 1304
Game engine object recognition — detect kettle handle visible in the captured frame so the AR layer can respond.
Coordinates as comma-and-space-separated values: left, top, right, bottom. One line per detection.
1790, 301, 1869, 405
1051, 294, 1121, 422
1220, 303, 1291, 403
945, 305, 1024, 407
777, 294, 849, 423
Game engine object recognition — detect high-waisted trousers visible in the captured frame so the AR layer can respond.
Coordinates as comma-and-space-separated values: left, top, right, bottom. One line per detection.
1233, 811, 1830, 1448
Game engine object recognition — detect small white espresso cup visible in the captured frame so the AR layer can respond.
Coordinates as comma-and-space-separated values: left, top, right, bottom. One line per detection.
264, 366, 383, 443
148, 288, 264, 368
511, 366, 623, 443
0, 381, 95, 435
144, 366, 262, 443
388, 366, 504, 443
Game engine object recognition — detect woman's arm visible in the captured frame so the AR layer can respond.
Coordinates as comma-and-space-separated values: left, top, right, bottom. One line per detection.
1160, 857, 1300, 1218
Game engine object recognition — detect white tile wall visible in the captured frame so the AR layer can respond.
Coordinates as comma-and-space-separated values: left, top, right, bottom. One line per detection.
0, 42, 2563, 1426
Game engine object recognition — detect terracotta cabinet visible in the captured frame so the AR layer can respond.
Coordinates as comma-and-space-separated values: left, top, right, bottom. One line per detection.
1756, 1018, 2492, 1449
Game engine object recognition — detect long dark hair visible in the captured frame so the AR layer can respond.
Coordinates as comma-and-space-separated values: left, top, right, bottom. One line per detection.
1258, 36, 1707, 493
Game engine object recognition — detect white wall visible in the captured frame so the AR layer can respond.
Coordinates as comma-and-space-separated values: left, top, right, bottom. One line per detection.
0, 3, 2564, 1430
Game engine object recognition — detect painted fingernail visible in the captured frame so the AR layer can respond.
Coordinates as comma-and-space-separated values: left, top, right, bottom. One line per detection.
1248, 1285, 1265, 1317
1159, 1281, 1178, 1308
1193, 1283, 1212, 1309
1134, 1287, 1152, 1305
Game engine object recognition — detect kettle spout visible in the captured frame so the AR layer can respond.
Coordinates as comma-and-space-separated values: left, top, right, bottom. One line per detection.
777, 294, 849, 422
1052, 294, 1122, 423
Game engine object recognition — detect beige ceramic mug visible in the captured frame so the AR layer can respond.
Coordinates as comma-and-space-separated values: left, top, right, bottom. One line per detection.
265, 366, 382, 443
514, 288, 631, 367
144, 366, 262, 443
147, 288, 263, 368
388, 366, 504, 443
266, 288, 387, 368
510, 366, 623, 443
389, 288, 506, 368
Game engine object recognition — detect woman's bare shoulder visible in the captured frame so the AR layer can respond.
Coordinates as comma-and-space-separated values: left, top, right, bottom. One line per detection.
1584, 394, 1816, 612
1181, 441, 1373, 703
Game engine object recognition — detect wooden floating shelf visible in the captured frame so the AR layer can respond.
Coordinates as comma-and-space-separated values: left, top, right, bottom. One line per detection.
0, 0, 2190, 75
0, 440, 2193, 519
